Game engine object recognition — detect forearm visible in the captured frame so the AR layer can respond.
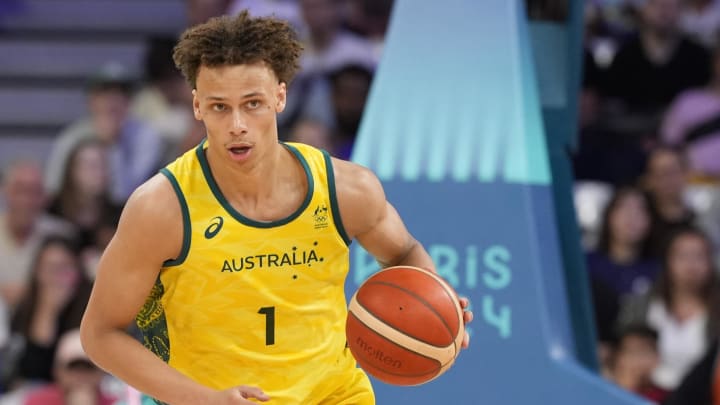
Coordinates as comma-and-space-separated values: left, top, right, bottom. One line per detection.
81, 326, 214, 405
381, 238, 435, 273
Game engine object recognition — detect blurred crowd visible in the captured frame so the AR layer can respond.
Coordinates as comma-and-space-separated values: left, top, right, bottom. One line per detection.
0, 0, 388, 403
3, 0, 720, 403
579, 0, 720, 403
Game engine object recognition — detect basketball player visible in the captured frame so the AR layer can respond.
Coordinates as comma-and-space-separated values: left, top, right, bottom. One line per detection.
80, 11, 472, 405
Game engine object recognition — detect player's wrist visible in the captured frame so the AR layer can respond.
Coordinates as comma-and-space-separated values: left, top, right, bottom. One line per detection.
171, 384, 217, 405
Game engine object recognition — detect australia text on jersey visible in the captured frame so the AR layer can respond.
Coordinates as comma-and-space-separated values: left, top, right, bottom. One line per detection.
221, 242, 325, 272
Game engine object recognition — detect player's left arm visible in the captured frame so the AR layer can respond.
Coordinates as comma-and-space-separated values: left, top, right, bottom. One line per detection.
332, 158, 472, 346
333, 158, 431, 270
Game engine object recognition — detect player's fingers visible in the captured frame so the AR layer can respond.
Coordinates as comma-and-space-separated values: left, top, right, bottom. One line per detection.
458, 297, 470, 308
463, 310, 473, 324
462, 331, 470, 349
238, 386, 270, 401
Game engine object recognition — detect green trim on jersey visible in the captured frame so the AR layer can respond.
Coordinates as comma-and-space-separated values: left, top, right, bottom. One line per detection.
195, 140, 315, 228
159, 168, 191, 266
322, 149, 351, 246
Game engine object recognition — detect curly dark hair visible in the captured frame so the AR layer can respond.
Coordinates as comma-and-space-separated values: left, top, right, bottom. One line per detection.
173, 10, 302, 89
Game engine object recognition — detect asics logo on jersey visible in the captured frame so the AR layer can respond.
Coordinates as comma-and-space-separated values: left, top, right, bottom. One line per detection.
205, 216, 224, 239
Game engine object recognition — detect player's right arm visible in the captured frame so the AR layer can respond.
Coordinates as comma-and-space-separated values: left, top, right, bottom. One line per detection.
80, 175, 268, 405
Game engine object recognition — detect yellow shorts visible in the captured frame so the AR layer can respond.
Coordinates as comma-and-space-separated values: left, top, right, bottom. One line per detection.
318, 365, 374, 405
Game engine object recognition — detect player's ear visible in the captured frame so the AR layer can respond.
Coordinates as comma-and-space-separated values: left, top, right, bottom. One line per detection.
192, 89, 202, 120
275, 82, 287, 113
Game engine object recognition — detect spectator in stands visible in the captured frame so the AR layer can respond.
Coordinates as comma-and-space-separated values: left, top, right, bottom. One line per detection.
344, 0, 393, 61
680, 0, 720, 49
326, 62, 373, 159
642, 146, 696, 258
22, 329, 118, 405
172, 117, 208, 161
586, 187, 660, 348
587, 187, 660, 298
618, 227, 720, 391
46, 140, 122, 279
606, 324, 668, 403
661, 338, 717, 405
584, 0, 642, 50
0, 161, 73, 309
287, 119, 333, 152
603, 0, 710, 140
44, 63, 164, 204
573, 47, 647, 186
48, 140, 121, 251
186, 0, 232, 26
660, 43, 720, 180
3, 236, 92, 390
284, 63, 373, 158
298, 0, 377, 74
131, 37, 193, 162
276, 0, 376, 137
593, 277, 622, 373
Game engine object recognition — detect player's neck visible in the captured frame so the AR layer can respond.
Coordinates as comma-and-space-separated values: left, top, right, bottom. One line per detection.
207, 143, 297, 207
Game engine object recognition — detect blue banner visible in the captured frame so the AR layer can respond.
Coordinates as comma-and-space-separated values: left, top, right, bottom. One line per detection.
346, 0, 648, 403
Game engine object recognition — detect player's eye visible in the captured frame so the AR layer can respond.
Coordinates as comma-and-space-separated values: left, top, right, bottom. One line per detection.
246, 100, 261, 109
212, 104, 227, 112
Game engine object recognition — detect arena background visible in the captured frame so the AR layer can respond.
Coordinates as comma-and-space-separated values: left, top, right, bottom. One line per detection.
348, 0, 646, 403
2, 0, 714, 403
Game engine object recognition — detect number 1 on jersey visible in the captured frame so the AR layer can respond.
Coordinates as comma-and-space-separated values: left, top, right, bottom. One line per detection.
258, 306, 275, 345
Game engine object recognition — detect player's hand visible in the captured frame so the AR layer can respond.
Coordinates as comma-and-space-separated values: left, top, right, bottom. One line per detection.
213, 386, 270, 404
459, 297, 473, 349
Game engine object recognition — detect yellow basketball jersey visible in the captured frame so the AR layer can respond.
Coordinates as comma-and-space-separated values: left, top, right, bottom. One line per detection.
136, 140, 373, 404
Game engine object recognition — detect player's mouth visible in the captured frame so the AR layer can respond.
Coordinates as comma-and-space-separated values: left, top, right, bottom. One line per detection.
227, 144, 253, 161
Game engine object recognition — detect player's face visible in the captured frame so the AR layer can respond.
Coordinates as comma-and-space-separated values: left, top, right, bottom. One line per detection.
193, 62, 286, 166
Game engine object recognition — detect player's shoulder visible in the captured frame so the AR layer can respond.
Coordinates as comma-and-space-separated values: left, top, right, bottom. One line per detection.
128, 172, 176, 205
329, 157, 386, 237
121, 173, 181, 227
329, 156, 383, 197
108, 173, 184, 264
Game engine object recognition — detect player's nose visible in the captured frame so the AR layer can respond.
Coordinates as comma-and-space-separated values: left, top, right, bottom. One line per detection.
230, 110, 248, 134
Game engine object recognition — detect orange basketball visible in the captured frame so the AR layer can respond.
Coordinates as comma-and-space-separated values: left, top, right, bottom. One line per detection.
346, 266, 465, 386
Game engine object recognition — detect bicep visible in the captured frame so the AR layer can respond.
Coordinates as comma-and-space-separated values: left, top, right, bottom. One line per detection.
334, 159, 417, 266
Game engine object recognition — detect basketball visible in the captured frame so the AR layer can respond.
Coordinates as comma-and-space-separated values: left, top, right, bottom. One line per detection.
346, 266, 465, 386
